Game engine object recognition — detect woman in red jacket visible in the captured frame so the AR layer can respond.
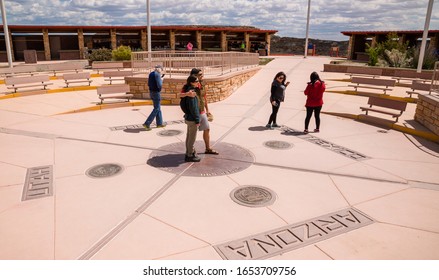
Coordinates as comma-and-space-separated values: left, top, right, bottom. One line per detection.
304, 72, 325, 134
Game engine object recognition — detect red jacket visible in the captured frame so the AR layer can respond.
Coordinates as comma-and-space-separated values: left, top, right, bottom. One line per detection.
304, 80, 325, 107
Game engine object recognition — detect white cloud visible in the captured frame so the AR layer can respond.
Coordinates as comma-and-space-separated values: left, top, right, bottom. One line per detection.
2, 0, 438, 40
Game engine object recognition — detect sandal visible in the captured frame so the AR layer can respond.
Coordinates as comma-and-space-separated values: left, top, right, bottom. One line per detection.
205, 148, 219, 155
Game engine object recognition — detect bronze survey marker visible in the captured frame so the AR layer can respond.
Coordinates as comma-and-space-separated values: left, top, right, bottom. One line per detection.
230, 186, 276, 207
86, 163, 124, 178
148, 141, 254, 177
215, 208, 374, 260
263, 140, 293, 150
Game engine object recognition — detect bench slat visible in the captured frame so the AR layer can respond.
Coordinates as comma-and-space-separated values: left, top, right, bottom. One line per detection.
5, 75, 52, 93
359, 96, 407, 122
97, 84, 132, 104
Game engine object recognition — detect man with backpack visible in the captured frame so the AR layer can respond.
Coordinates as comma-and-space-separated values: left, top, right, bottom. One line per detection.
180, 75, 201, 162
143, 65, 166, 131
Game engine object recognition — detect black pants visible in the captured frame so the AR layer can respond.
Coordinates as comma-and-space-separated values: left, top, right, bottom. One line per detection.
305, 106, 322, 130
268, 103, 280, 125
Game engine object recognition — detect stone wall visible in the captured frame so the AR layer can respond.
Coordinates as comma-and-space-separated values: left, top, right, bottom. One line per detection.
323, 63, 433, 79
415, 94, 439, 136
125, 67, 260, 105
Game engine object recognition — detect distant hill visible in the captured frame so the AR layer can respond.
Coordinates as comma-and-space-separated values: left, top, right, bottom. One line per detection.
270, 35, 349, 57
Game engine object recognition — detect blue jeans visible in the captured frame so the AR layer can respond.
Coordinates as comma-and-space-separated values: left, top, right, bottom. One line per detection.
144, 92, 163, 126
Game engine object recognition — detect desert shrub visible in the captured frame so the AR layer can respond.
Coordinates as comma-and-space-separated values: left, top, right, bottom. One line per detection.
89, 48, 112, 62
366, 33, 412, 68
112, 45, 132, 61
383, 49, 412, 68
411, 46, 438, 70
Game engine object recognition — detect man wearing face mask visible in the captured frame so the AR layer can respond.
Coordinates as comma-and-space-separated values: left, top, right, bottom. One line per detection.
143, 65, 166, 130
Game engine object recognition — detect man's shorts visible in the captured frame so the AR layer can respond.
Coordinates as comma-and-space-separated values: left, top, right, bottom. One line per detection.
198, 113, 210, 131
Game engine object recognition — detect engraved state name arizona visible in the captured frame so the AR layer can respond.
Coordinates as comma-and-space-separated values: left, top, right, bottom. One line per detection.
215, 208, 374, 260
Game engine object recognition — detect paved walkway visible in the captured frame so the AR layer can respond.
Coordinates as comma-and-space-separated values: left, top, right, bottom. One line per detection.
0, 56, 438, 260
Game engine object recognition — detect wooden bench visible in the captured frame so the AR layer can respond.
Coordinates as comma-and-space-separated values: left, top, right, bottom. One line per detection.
349, 77, 396, 94
0, 65, 38, 78
405, 80, 431, 97
97, 84, 133, 104
43, 62, 85, 76
5, 75, 53, 93
63, 72, 92, 87
392, 69, 433, 84
360, 96, 407, 122
92, 62, 124, 74
103, 70, 134, 84
346, 67, 382, 79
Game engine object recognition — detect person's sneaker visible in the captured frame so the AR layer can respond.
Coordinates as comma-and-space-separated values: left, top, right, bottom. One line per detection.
272, 123, 280, 128
143, 124, 152, 131
314, 129, 320, 132
266, 124, 273, 130
156, 123, 167, 128
185, 155, 201, 162
303, 129, 309, 134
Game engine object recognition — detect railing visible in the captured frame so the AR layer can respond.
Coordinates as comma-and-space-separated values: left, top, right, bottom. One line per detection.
131, 51, 259, 78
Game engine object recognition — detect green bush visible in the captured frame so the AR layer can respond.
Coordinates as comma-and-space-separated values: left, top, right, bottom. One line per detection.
89, 48, 112, 62
112, 45, 132, 61
365, 43, 379, 66
366, 33, 411, 67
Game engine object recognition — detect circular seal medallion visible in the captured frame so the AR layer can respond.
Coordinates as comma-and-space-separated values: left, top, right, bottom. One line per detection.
147, 141, 254, 177
157, 129, 183, 137
86, 163, 124, 178
230, 185, 276, 207
263, 140, 293, 150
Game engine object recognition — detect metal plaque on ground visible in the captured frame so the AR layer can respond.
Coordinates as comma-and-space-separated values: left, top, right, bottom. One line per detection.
263, 140, 293, 150
230, 186, 276, 207
157, 129, 183, 137
147, 141, 254, 177
86, 163, 124, 178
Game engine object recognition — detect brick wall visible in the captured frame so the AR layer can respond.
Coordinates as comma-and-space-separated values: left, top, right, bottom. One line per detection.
415, 94, 439, 136
125, 67, 260, 105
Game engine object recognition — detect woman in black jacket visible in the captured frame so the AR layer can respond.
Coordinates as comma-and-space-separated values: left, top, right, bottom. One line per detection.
266, 71, 290, 129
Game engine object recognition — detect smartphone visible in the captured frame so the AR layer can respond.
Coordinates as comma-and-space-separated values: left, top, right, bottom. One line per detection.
161, 74, 165, 78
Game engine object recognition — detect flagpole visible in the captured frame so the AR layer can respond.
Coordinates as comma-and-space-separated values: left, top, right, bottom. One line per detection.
0, 0, 13, 68
304, 0, 311, 58
147, 0, 151, 53
417, 0, 434, 72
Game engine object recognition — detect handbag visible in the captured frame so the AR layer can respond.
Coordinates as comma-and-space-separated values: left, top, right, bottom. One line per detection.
207, 112, 214, 122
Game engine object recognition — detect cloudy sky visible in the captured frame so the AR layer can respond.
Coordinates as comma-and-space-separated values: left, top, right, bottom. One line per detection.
2, 0, 439, 41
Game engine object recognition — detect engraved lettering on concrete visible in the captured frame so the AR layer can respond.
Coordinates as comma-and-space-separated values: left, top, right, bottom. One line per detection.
110, 119, 185, 131
22, 165, 53, 201
215, 208, 374, 260
281, 126, 368, 160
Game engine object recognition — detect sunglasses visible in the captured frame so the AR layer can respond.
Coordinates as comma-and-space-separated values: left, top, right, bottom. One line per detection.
278, 76, 285, 80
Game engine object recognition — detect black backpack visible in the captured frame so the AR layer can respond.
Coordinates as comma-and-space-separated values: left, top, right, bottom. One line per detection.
180, 96, 190, 114
180, 85, 197, 114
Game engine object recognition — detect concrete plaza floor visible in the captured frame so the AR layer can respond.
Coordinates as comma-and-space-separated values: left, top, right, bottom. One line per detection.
0, 56, 438, 260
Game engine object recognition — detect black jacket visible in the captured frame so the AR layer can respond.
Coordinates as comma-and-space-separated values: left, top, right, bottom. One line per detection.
270, 80, 286, 102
